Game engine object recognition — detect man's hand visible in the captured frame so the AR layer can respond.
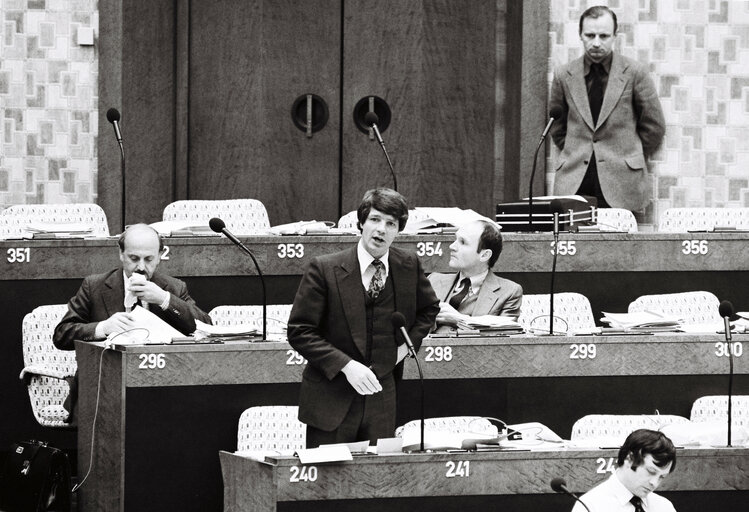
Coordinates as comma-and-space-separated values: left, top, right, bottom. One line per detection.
435, 302, 469, 327
128, 280, 169, 305
99, 312, 136, 335
341, 360, 382, 395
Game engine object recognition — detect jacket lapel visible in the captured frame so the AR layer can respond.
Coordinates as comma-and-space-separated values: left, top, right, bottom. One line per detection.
389, 249, 414, 322
335, 248, 368, 358
597, 53, 628, 128
473, 272, 501, 316
102, 269, 125, 317
567, 57, 596, 131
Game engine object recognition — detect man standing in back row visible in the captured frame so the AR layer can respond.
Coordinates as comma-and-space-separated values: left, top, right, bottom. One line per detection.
549, 5, 665, 211
288, 188, 439, 447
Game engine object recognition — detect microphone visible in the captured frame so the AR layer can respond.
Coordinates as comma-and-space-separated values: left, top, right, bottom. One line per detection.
210, 217, 267, 341
718, 300, 735, 446
107, 108, 123, 144
391, 312, 425, 452
550, 478, 591, 512
364, 111, 397, 191
528, 106, 565, 229
106, 108, 126, 232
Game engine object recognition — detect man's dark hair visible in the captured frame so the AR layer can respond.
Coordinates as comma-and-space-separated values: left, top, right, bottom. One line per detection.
356, 188, 409, 232
118, 224, 165, 253
579, 5, 618, 35
617, 429, 676, 473
476, 220, 503, 268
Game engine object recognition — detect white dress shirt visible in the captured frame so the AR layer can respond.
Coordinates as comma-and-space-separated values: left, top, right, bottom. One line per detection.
572, 472, 676, 512
357, 241, 389, 289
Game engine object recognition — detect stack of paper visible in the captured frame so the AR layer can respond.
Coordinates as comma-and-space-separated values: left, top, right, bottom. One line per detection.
194, 319, 261, 341
459, 315, 524, 335
600, 311, 682, 332
149, 220, 218, 236
268, 220, 333, 235
402, 208, 494, 234
25, 222, 94, 238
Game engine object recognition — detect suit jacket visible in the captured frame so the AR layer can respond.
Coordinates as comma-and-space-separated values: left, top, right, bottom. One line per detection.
54, 268, 212, 350
287, 246, 439, 431
549, 52, 665, 211
429, 271, 523, 323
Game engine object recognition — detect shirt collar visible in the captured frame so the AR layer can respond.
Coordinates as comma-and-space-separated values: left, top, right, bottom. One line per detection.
357, 240, 389, 276
584, 52, 613, 76
611, 471, 646, 509
458, 269, 489, 294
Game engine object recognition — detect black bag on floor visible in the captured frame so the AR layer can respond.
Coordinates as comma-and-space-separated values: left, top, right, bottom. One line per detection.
0, 440, 71, 512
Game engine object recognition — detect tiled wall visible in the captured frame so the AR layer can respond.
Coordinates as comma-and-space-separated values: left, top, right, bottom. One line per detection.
548, 0, 749, 227
0, 0, 98, 209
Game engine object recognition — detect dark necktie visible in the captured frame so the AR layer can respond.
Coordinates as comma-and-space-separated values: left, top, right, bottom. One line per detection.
449, 277, 471, 309
367, 260, 385, 299
630, 496, 645, 512
589, 62, 604, 125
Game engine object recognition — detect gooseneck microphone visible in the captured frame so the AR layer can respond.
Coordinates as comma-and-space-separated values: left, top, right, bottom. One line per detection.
107, 108, 126, 232
719, 300, 735, 446
528, 106, 565, 228
551, 477, 591, 512
391, 312, 424, 452
210, 217, 267, 341
364, 111, 397, 191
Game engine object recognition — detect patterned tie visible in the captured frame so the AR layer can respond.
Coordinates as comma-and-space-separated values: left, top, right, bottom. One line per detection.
367, 259, 385, 299
449, 277, 471, 310
589, 62, 604, 125
630, 496, 645, 512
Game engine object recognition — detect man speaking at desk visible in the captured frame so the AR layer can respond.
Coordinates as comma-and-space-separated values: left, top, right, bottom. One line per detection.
288, 188, 439, 447
428, 220, 522, 332
54, 224, 211, 415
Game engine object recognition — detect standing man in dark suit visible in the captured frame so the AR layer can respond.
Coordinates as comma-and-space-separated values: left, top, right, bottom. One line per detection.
288, 188, 439, 447
549, 5, 665, 211
54, 223, 212, 417
428, 219, 522, 333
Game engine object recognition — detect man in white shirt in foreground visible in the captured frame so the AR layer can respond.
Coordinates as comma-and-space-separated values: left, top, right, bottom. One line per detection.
572, 428, 677, 512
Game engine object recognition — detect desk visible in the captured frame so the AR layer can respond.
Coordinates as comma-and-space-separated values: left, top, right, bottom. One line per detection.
75, 335, 749, 512
219, 447, 749, 512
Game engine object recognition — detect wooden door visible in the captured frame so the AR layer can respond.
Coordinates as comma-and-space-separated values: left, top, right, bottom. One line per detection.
188, 0, 341, 225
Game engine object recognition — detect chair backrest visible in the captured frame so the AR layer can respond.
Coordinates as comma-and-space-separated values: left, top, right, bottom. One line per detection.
595, 208, 638, 233
162, 199, 270, 235
395, 416, 498, 438
21, 304, 77, 427
570, 414, 690, 442
690, 395, 749, 428
0, 203, 110, 238
236, 406, 305, 453
658, 208, 749, 232
517, 293, 596, 334
208, 305, 292, 341
628, 291, 721, 325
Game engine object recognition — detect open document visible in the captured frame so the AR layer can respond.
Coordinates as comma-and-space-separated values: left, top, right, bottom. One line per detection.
600, 311, 682, 332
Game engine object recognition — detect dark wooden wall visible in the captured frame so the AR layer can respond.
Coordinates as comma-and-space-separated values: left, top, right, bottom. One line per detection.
98, 0, 549, 231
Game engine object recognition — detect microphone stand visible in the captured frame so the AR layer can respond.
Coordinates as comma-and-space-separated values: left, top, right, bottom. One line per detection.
724, 317, 734, 446
371, 123, 397, 191
528, 117, 555, 229
396, 321, 424, 452
119, 142, 125, 232
549, 212, 559, 335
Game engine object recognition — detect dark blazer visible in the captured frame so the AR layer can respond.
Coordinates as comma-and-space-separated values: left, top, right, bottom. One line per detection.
53, 268, 212, 350
287, 246, 439, 431
549, 52, 665, 211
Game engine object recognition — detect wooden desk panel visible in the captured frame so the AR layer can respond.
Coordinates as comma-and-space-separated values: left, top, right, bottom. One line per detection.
220, 448, 749, 511
3, 232, 749, 280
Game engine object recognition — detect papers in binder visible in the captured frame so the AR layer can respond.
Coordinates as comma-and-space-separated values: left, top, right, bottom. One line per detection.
600, 311, 682, 332
458, 315, 524, 335
24, 222, 94, 238
149, 220, 218, 236
194, 319, 261, 341
402, 208, 494, 233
